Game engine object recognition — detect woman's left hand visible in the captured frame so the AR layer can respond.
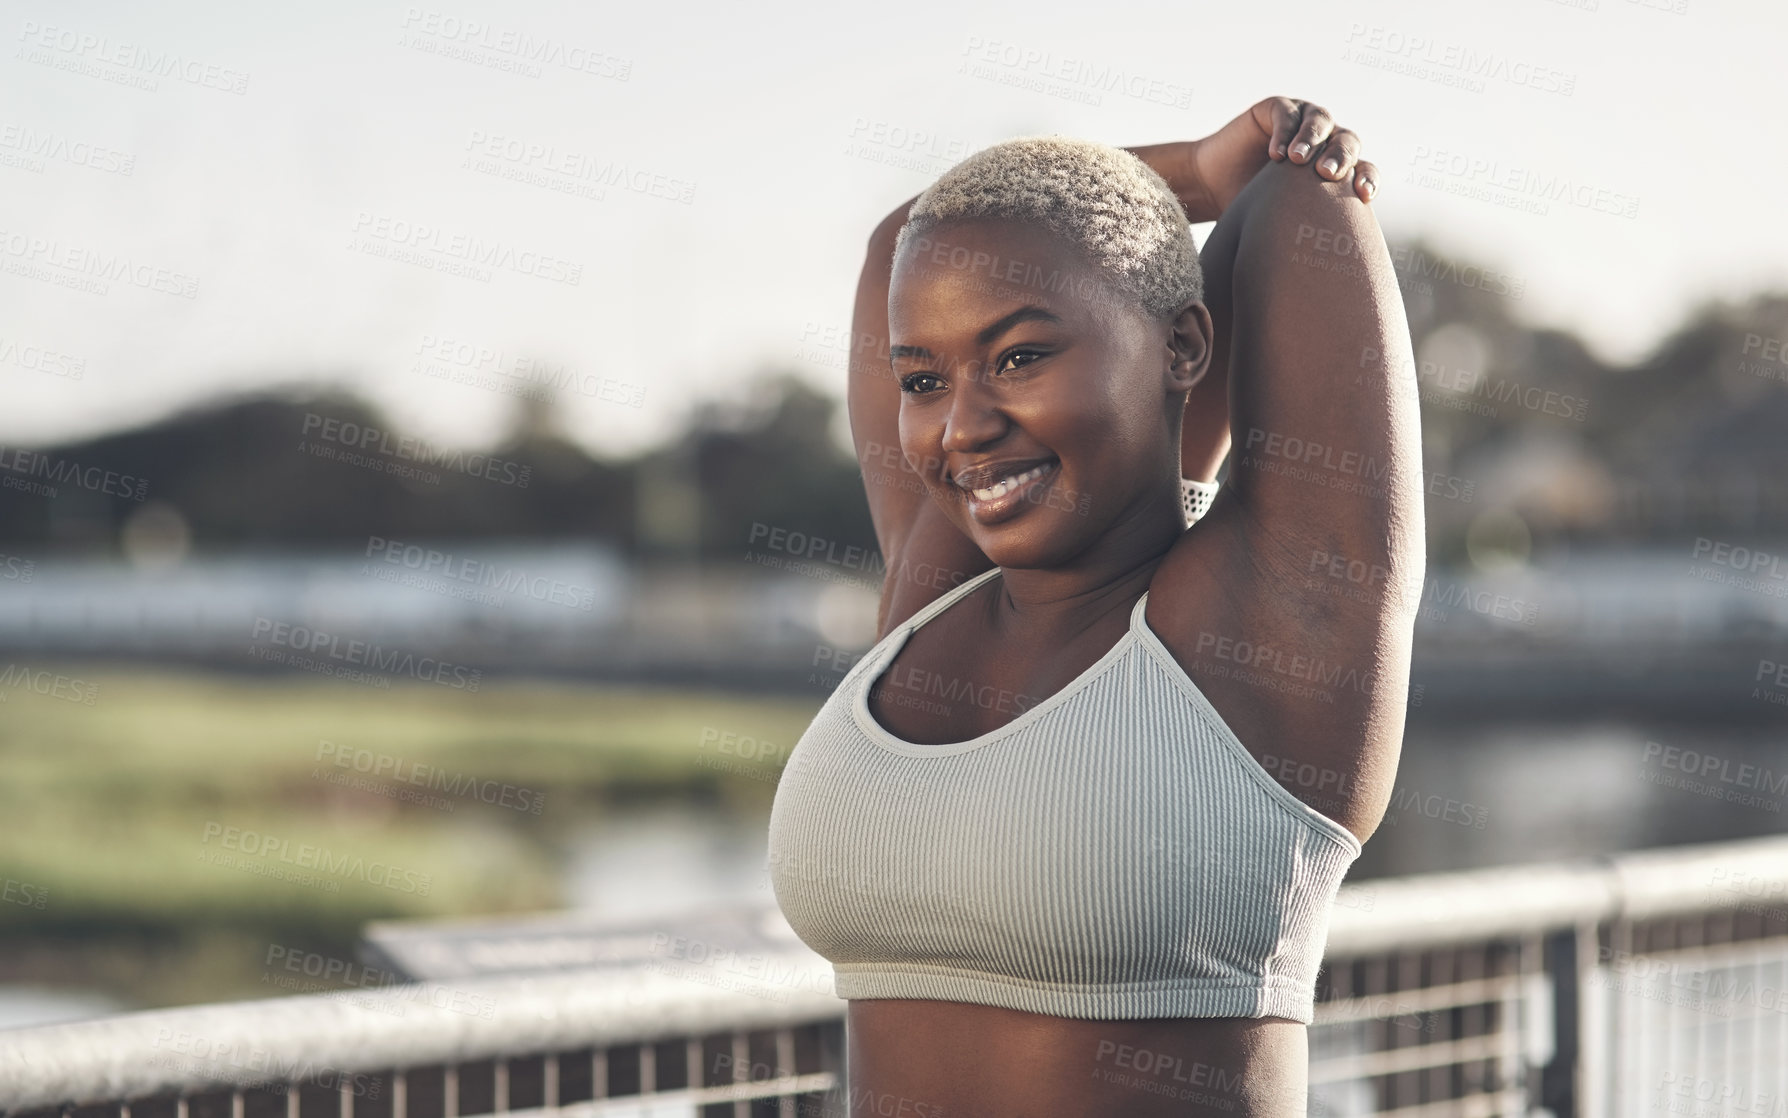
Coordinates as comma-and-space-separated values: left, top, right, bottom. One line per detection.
1174, 97, 1377, 222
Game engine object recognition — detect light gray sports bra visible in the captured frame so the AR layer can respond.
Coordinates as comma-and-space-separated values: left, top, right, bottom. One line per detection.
767, 549, 1364, 1025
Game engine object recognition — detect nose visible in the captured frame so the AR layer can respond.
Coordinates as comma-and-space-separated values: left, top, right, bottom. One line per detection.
939, 363, 1006, 455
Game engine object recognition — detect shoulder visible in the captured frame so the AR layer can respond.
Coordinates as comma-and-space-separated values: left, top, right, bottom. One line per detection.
875, 536, 997, 642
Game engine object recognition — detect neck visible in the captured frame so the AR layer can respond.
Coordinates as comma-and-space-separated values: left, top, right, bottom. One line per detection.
980, 488, 1181, 632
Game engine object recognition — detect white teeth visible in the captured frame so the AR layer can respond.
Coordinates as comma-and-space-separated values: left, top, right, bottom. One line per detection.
970, 462, 1050, 501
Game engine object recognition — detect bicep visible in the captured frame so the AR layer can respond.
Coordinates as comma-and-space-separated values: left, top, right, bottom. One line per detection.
1204, 159, 1424, 587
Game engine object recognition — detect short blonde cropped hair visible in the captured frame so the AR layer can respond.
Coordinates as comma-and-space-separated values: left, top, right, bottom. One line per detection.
891, 134, 1203, 319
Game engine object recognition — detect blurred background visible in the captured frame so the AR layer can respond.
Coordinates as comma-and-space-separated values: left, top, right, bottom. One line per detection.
1, 0, 1784, 1091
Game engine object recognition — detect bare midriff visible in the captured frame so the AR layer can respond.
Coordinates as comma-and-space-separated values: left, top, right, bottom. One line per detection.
844, 999, 1309, 1118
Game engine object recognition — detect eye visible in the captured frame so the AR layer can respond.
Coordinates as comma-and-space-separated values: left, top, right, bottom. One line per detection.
997, 347, 1045, 374
898, 372, 941, 395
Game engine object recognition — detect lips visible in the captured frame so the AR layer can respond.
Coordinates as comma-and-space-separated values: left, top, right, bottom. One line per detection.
951, 456, 1058, 494
957, 458, 1059, 526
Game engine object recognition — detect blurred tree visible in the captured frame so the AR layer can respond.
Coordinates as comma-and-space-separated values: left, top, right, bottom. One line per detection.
2, 250, 1784, 561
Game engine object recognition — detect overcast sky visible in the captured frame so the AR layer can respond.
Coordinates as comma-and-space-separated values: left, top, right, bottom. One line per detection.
4, 0, 1780, 459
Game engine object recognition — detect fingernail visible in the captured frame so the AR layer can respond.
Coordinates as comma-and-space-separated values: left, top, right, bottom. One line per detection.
1363, 180, 1377, 199
1321, 158, 1340, 176
1291, 142, 1310, 159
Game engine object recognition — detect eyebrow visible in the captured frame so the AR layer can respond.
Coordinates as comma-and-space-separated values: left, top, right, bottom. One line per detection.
888, 305, 1065, 362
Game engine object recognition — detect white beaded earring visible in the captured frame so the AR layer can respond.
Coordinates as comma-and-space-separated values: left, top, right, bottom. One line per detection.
1181, 477, 1219, 527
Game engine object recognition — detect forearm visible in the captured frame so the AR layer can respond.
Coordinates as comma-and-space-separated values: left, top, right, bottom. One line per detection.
1123, 141, 1210, 222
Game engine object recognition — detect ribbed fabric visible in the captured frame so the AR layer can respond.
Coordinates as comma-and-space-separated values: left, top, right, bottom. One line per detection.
767, 566, 1363, 1025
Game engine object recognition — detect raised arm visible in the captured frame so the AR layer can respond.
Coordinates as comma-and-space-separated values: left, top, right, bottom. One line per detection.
848, 200, 996, 639
1133, 97, 1379, 480
1154, 136, 1422, 845
848, 101, 1383, 640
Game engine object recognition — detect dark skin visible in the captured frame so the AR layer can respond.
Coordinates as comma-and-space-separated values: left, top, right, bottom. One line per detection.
840, 99, 1422, 1117
854, 98, 1380, 640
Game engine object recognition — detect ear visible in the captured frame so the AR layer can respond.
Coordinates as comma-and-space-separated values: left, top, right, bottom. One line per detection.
1165, 298, 1214, 394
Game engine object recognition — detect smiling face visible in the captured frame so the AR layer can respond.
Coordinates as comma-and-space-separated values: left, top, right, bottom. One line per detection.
887, 217, 1213, 568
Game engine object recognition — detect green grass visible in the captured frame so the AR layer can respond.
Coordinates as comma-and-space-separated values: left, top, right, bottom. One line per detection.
0, 664, 820, 1007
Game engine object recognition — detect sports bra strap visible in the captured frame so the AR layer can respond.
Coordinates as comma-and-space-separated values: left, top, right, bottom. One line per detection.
898, 566, 1002, 635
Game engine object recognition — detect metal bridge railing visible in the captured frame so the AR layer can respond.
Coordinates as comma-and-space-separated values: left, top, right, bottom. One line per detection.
2, 834, 1785, 1118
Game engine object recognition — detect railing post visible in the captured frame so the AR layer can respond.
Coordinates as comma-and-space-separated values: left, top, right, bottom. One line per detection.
1539, 921, 1590, 1118
1542, 924, 1581, 1118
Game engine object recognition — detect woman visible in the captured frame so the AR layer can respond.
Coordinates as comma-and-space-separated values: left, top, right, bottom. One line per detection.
769, 97, 1423, 1117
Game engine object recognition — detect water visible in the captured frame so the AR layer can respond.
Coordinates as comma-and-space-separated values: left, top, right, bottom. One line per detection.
557, 716, 1786, 917
1354, 715, 1785, 878
0, 987, 126, 1030
562, 801, 777, 919
2, 717, 1776, 1036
